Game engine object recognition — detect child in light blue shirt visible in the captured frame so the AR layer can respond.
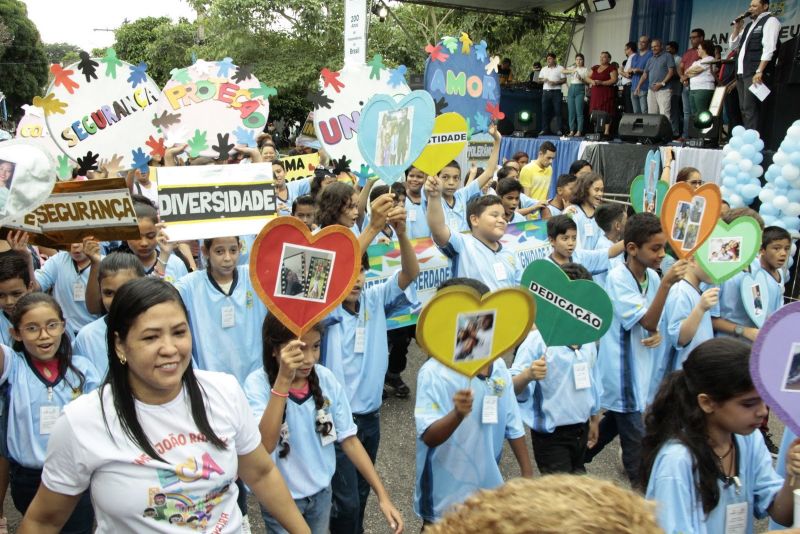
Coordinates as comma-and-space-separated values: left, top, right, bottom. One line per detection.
593, 202, 627, 287
544, 215, 624, 277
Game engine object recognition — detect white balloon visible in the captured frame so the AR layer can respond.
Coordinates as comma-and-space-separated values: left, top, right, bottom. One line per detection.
773, 152, 789, 165
782, 164, 800, 180
725, 151, 742, 163
759, 188, 776, 203
774, 195, 789, 210
783, 202, 800, 217
738, 159, 753, 172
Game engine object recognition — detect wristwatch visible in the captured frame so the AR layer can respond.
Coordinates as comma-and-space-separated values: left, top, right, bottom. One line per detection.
734, 325, 744, 337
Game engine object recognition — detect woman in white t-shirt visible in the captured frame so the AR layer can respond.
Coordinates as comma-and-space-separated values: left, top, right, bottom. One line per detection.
18, 278, 309, 534
563, 53, 589, 137
682, 40, 717, 118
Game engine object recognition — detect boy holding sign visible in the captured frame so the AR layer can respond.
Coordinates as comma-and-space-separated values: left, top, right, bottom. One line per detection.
584, 213, 687, 483
545, 215, 624, 276
414, 278, 533, 525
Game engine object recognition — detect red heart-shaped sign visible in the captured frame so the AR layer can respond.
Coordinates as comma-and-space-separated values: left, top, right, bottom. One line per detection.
249, 217, 361, 335
660, 182, 722, 259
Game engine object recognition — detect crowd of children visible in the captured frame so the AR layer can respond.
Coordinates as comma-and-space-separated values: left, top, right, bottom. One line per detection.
0, 128, 798, 534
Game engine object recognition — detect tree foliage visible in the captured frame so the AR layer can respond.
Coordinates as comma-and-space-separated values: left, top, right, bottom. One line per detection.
43, 42, 81, 65
0, 0, 48, 121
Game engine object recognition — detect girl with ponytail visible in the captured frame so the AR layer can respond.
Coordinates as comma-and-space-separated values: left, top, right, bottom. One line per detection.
642, 337, 800, 532
245, 314, 403, 534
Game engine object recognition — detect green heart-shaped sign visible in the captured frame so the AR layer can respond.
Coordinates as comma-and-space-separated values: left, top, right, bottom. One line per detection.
695, 216, 762, 284
630, 175, 670, 215
520, 259, 613, 346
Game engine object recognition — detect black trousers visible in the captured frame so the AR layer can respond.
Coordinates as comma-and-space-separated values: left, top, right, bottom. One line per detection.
737, 74, 767, 131
531, 421, 589, 475
387, 325, 415, 376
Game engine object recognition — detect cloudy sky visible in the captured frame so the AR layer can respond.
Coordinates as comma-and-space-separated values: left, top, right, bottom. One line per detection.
22, 0, 197, 51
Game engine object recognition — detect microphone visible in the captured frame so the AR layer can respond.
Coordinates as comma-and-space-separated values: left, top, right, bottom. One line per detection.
730, 11, 749, 25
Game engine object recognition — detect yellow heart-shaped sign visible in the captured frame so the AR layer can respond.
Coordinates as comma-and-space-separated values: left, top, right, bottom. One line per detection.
415, 285, 536, 378
412, 112, 469, 176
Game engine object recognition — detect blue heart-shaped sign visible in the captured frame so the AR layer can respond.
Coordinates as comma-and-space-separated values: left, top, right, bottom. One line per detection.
740, 269, 771, 328
357, 90, 435, 185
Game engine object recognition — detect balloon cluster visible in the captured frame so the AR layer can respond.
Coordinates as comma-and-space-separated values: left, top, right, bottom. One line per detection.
720, 126, 764, 208
758, 120, 800, 232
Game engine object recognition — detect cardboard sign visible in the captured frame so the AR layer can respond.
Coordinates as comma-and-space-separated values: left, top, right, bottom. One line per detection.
156, 59, 273, 157
157, 162, 276, 241
424, 33, 501, 133
41, 49, 162, 172
740, 268, 771, 328
520, 259, 613, 346
696, 217, 762, 284
312, 61, 410, 173
415, 285, 535, 378
413, 112, 469, 176
14, 105, 67, 179
660, 182, 722, 258
366, 219, 551, 329
249, 217, 361, 336
357, 90, 436, 184
750, 301, 800, 436
282, 153, 320, 181
0, 140, 57, 227
4, 178, 139, 244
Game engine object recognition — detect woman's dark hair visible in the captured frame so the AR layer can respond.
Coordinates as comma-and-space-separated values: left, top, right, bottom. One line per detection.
131, 194, 158, 224
573, 172, 604, 206
699, 40, 715, 57
568, 159, 592, 176
202, 237, 241, 256
316, 182, 355, 228
261, 314, 328, 458
676, 167, 700, 184
575, 53, 585, 61
511, 151, 529, 162
560, 262, 592, 281
641, 338, 755, 511
98, 252, 147, 284
102, 278, 227, 461
11, 293, 86, 392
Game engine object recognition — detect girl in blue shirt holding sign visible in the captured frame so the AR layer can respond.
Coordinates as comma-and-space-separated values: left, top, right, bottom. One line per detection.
642, 338, 800, 533
245, 315, 403, 534
3, 293, 100, 533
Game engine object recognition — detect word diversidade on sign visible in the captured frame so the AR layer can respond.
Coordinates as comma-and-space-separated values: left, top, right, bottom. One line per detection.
527, 280, 602, 329
159, 184, 276, 223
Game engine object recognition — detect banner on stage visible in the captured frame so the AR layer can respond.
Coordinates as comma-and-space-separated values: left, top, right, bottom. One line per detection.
691, 0, 800, 46
4, 178, 139, 244
157, 162, 276, 241
282, 153, 320, 181
367, 219, 550, 328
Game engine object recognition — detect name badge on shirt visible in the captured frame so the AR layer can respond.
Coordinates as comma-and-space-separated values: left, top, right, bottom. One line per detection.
40, 405, 61, 435
584, 223, 595, 237
493, 262, 508, 281
482, 395, 498, 424
573, 362, 591, 390
72, 283, 86, 302
354, 327, 366, 354
408, 210, 417, 222
724, 502, 747, 534
221, 305, 235, 328
318, 412, 337, 447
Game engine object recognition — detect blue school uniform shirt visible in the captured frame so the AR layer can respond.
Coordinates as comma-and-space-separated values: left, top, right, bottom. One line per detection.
759, 262, 786, 315
244, 365, 358, 499
597, 263, 664, 413
0, 345, 100, 468
711, 263, 758, 335
321, 272, 416, 414
544, 248, 610, 277
663, 280, 714, 376
238, 234, 257, 267
0, 313, 12, 346
414, 359, 524, 522
769, 428, 797, 531
275, 178, 312, 217
511, 330, 602, 432
405, 197, 431, 240
176, 266, 267, 385
432, 180, 482, 233
34, 251, 99, 335
594, 234, 623, 287
572, 206, 602, 250
509, 211, 526, 224
72, 316, 108, 378
646, 432, 783, 534
440, 231, 521, 291
546, 203, 563, 217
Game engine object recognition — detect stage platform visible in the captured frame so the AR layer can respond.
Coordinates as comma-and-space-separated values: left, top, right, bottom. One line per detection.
499, 136, 724, 199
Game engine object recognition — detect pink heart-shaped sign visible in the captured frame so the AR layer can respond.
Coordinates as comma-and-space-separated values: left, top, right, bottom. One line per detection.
750, 301, 800, 436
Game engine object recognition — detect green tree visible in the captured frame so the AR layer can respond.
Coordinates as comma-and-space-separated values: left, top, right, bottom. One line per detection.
43, 41, 80, 65
112, 16, 198, 86
0, 0, 48, 121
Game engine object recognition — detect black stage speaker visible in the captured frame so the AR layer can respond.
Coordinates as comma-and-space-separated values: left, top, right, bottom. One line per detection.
618, 113, 673, 144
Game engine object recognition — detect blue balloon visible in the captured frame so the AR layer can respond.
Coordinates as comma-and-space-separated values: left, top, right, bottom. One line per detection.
743, 131, 758, 144
732, 125, 746, 137
761, 214, 777, 226
730, 136, 744, 149
788, 189, 800, 202
783, 217, 800, 230
753, 139, 765, 152
722, 176, 737, 188
740, 144, 756, 158
738, 172, 751, 183
724, 164, 738, 176
775, 176, 789, 189
781, 138, 799, 153
741, 183, 760, 199
791, 152, 800, 166
760, 203, 778, 216
753, 153, 763, 164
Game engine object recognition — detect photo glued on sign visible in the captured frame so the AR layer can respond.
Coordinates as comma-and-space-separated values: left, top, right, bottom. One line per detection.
3, 178, 139, 245
527, 280, 602, 330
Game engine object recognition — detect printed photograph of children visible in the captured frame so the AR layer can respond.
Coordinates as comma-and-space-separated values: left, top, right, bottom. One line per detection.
751, 283, 763, 317
781, 343, 800, 393
453, 310, 496, 363
708, 237, 742, 263
672, 201, 691, 242
275, 243, 336, 303
689, 196, 705, 224
375, 107, 414, 166
683, 223, 700, 251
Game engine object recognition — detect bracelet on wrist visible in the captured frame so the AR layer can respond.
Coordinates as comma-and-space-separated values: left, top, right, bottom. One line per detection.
157, 257, 168, 266
271, 388, 289, 398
